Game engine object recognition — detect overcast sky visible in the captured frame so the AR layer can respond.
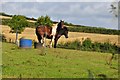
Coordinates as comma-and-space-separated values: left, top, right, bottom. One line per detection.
0, 1, 118, 30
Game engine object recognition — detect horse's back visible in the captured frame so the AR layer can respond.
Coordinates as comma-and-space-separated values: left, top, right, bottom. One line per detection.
36, 25, 52, 36
36, 26, 45, 35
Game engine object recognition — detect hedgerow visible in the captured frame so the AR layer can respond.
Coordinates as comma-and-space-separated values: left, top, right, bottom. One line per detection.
58, 39, 120, 54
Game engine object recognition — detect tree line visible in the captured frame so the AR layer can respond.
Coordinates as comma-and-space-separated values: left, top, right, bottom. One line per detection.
68, 26, 120, 35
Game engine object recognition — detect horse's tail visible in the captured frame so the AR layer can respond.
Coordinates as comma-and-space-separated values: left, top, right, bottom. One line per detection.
35, 26, 39, 36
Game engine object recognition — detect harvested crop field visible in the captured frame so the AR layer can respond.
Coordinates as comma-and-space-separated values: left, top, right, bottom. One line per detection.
1, 25, 119, 46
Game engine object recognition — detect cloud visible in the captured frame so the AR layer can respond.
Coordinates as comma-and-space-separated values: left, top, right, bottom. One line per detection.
1, 2, 118, 29
1, 0, 118, 2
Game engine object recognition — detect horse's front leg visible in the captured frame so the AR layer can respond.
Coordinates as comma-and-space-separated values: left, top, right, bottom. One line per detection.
49, 36, 54, 48
54, 36, 59, 48
49, 39, 52, 48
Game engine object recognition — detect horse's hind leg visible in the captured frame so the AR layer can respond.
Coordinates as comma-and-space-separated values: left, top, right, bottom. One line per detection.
41, 36, 46, 47
49, 39, 53, 48
37, 35, 42, 43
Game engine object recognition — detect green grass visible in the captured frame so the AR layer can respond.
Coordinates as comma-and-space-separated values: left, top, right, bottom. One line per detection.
2, 42, 118, 78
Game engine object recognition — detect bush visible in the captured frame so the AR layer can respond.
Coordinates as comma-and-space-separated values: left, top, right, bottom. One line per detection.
58, 40, 81, 50
81, 38, 93, 51
58, 39, 119, 54
92, 42, 101, 52
28, 22, 35, 28
66, 40, 81, 50
1, 19, 11, 25
35, 15, 53, 27
100, 42, 113, 53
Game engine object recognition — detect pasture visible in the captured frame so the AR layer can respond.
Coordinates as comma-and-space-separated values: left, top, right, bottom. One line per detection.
1, 15, 119, 78
2, 42, 118, 78
1, 25, 119, 46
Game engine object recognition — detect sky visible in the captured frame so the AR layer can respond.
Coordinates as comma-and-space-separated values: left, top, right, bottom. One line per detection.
0, 0, 119, 30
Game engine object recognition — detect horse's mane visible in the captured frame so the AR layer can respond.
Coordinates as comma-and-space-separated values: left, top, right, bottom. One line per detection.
37, 25, 52, 29
57, 22, 61, 29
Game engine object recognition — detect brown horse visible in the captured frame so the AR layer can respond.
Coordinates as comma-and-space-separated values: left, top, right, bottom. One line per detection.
36, 21, 68, 48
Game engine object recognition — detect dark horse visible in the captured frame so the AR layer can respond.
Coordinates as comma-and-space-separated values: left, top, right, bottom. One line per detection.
36, 20, 68, 48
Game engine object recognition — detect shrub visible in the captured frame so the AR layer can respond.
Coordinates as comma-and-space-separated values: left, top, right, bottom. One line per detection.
1, 19, 11, 25
100, 42, 113, 53
58, 40, 81, 50
58, 39, 119, 54
35, 15, 53, 27
92, 42, 101, 52
81, 38, 93, 51
28, 22, 35, 28
66, 40, 81, 50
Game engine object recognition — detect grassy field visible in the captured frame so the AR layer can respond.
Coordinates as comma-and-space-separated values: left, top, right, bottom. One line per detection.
2, 42, 118, 78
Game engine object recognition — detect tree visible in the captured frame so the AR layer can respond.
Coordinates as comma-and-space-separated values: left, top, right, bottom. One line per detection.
8, 15, 28, 45
35, 15, 53, 27
110, 1, 120, 17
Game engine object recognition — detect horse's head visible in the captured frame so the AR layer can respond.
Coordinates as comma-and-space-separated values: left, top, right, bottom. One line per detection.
63, 27, 68, 38
60, 20, 64, 27
57, 26, 68, 38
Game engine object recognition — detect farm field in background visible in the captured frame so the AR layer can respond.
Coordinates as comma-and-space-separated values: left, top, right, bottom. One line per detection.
2, 42, 118, 78
1, 25, 119, 46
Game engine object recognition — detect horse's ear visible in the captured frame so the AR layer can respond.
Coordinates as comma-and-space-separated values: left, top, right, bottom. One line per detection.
60, 20, 62, 22
60, 20, 64, 22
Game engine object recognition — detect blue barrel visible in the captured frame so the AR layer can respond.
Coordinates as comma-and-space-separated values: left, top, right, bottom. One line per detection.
20, 38, 32, 48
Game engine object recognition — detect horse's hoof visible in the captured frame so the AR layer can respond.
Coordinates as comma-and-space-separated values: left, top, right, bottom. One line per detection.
49, 45, 52, 48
